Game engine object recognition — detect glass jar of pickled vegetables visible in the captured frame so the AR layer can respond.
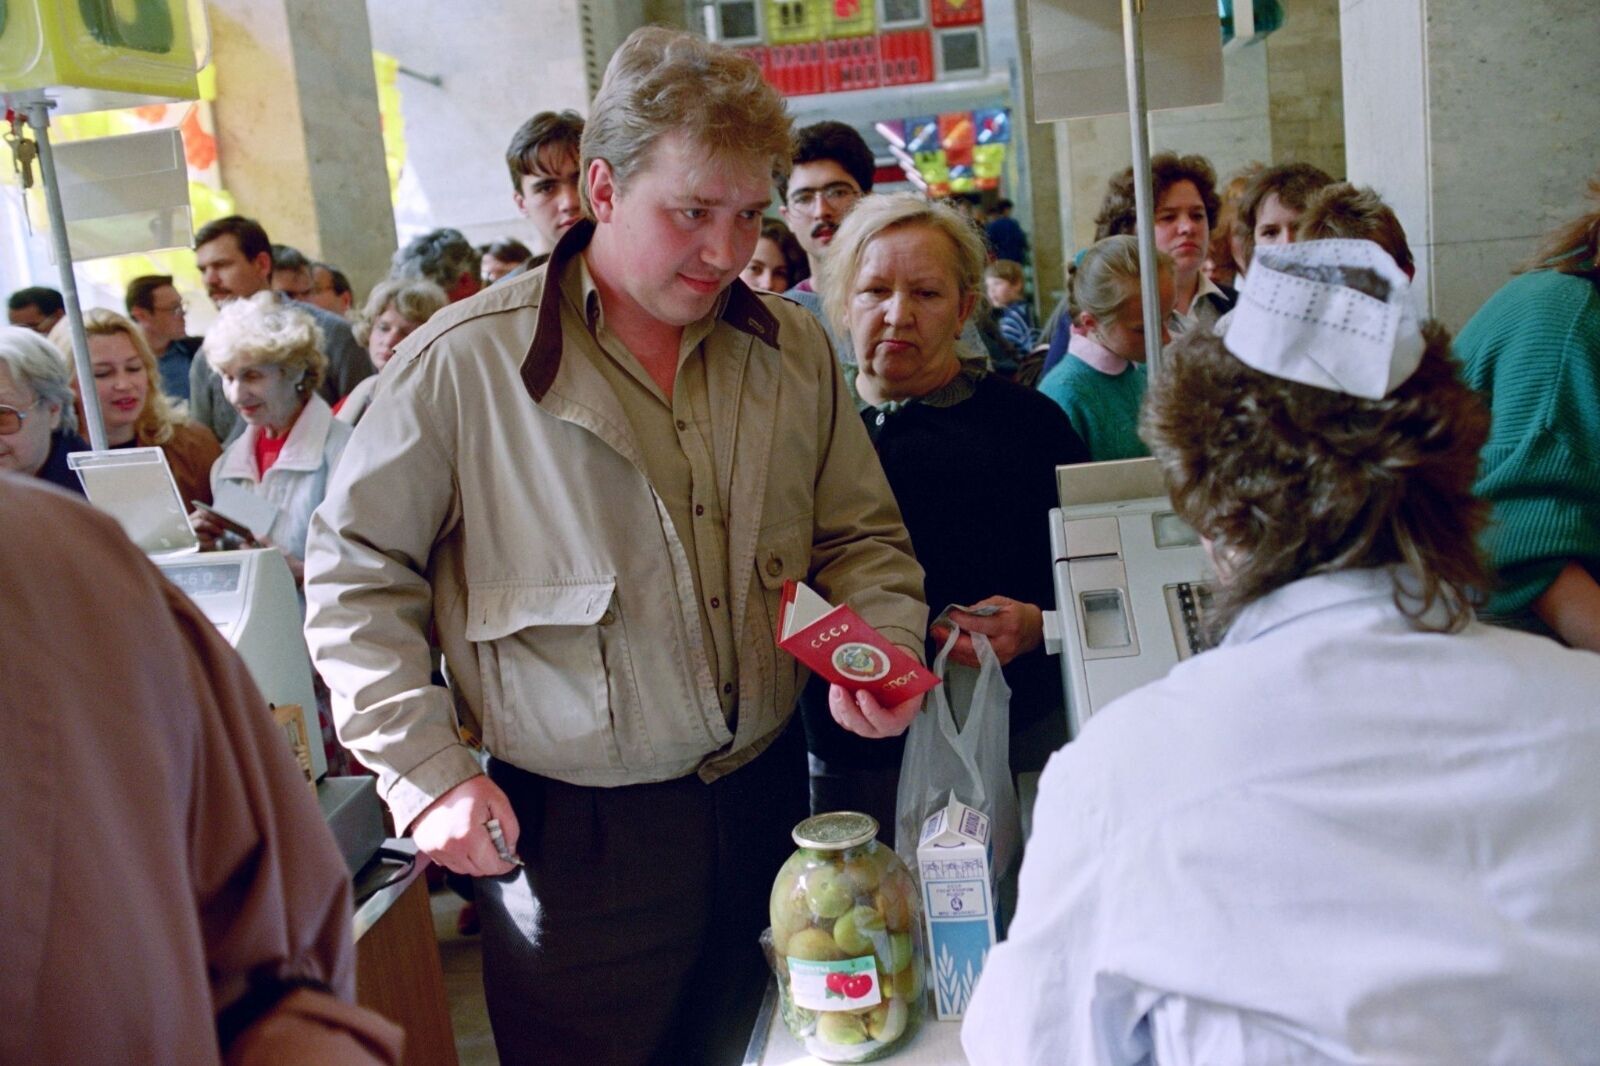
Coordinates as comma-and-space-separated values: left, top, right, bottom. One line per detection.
767, 812, 925, 1061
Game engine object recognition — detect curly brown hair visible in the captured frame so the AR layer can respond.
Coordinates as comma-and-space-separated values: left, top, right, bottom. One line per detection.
1094, 152, 1222, 241
1233, 162, 1335, 269
1141, 323, 1490, 637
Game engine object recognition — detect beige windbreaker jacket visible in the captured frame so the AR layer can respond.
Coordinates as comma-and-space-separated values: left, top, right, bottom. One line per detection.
303, 221, 927, 832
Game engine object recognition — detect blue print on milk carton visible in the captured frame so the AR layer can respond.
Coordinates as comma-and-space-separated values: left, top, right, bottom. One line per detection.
917, 795, 997, 1020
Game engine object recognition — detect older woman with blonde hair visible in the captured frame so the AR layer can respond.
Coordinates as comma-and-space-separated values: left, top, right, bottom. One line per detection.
192, 292, 350, 582
51, 309, 222, 506
966, 240, 1600, 1064
335, 276, 448, 425
799, 191, 1088, 832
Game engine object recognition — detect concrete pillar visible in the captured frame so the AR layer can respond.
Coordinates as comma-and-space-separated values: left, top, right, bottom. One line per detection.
207, 0, 396, 302
1342, 0, 1600, 328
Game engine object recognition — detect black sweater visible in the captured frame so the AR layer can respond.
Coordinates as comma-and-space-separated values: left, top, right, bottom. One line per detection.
800, 373, 1089, 770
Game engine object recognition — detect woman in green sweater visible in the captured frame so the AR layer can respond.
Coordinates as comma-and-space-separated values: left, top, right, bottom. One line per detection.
1455, 169, 1600, 651
1037, 235, 1174, 460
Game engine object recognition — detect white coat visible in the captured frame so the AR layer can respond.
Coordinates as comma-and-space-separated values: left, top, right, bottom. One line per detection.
963, 568, 1600, 1065
211, 393, 350, 563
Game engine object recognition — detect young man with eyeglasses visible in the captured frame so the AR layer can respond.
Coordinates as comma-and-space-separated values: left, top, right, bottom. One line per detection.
777, 121, 999, 394
127, 275, 202, 402
777, 120, 874, 292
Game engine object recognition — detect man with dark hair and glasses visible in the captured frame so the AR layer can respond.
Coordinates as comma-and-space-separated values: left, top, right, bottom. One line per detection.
7, 286, 65, 336
776, 121, 875, 293
126, 274, 202, 401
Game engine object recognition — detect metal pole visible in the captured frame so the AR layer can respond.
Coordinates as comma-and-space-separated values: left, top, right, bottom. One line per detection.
24, 98, 106, 451
1120, 0, 1164, 375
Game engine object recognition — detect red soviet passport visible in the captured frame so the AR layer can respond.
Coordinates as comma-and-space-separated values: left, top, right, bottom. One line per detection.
776, 580, 939, 704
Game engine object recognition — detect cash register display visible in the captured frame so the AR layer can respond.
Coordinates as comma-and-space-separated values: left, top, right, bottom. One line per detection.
161, 561, 242, 598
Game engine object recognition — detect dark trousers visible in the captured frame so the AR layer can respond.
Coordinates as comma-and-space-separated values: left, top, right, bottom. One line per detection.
474, 720, 808, 1066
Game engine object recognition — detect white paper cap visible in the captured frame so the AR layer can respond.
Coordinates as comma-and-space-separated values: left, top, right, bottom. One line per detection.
1224, 239, 1424, 400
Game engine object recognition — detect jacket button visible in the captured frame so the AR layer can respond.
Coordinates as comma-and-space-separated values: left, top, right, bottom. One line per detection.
675, 419, 687, 431
766, 556, 783, 577
600, 609, 616, 625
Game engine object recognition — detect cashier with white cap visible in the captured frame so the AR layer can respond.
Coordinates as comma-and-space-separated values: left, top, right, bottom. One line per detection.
962, 240, 1600, 1065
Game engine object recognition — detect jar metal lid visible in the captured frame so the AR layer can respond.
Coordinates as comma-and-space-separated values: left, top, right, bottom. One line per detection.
792, 811, 878, 850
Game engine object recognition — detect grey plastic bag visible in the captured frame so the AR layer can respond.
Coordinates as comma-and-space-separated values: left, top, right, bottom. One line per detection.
893, 625, 1021, 879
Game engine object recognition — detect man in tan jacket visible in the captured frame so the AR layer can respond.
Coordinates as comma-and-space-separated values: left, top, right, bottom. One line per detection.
303, 27, 928, 1066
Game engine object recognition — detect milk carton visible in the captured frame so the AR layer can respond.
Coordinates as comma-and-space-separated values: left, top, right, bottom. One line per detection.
916, 795, 997, 1020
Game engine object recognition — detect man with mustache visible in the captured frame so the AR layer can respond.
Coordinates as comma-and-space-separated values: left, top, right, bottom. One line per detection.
304, 28, 927, 1066
188, 216, 373, 443
778, 120, 875, 293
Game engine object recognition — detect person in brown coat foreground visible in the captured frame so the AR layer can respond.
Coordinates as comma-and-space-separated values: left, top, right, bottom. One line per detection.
0, 474, 401, 1065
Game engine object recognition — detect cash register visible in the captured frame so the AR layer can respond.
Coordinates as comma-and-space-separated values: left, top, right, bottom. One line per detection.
1044, 457, 1215, 738
69, 447, 383, 875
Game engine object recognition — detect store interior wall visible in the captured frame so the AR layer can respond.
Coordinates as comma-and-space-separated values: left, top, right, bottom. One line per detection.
1344, 0, 1600, 330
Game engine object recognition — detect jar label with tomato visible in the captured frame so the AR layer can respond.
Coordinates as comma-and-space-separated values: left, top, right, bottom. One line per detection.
786, 955, 882, 1011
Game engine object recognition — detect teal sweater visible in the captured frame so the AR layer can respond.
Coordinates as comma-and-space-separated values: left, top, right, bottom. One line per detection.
1455, 269, 1600, 625
1037, 355, 1149, 461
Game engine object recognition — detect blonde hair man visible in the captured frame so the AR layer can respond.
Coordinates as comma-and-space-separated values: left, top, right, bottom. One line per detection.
304, 28, 928, 1065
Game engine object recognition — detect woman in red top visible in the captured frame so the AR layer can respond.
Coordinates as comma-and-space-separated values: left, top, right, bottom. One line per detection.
189, 292, 351, 584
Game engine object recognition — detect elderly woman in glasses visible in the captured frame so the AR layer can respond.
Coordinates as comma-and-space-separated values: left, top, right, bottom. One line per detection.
51, 309, 223, 507
963, 241, 1600, 1064
0, 326, 88, 494
192, 293, 351, 583
798, 192, 1089, 833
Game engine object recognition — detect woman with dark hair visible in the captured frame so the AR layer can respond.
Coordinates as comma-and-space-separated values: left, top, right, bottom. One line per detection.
965, 240, 1600, 1064
1094, 151, 1234, 332
481, 238, 534, 284
1455, 167, 1600, 650
740, 217, 809, 293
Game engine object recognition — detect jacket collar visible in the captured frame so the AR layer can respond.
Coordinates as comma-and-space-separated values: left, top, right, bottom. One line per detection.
521, 218, 782, 402
1221, 566, 1454, 647
217, 394, 335, 483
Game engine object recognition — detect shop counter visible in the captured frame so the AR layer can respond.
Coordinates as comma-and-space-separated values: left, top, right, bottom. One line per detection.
745, 980, 969, 1066
353, 839, 459, 1066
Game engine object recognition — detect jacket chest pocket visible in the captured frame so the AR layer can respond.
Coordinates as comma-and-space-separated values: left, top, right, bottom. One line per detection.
464, 579, 631, 772
756, 514, 813, 712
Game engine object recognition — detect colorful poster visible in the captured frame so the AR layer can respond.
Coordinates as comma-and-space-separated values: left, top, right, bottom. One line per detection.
974, 107, 1009, 144
905, 116, 940, 153
972, 143, 1005, 191
825, 0, 876, 38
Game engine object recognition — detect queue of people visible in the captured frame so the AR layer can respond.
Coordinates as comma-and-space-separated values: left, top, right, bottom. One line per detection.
4, 19, 1598, 1066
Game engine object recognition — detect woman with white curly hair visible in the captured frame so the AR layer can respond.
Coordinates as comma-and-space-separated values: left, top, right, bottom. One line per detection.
191, 292, 351, 582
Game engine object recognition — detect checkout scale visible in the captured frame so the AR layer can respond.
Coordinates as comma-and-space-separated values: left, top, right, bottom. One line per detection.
1017, 457, 1215, 835
1045, 457, 1215, 738
68, 447, 386, 877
